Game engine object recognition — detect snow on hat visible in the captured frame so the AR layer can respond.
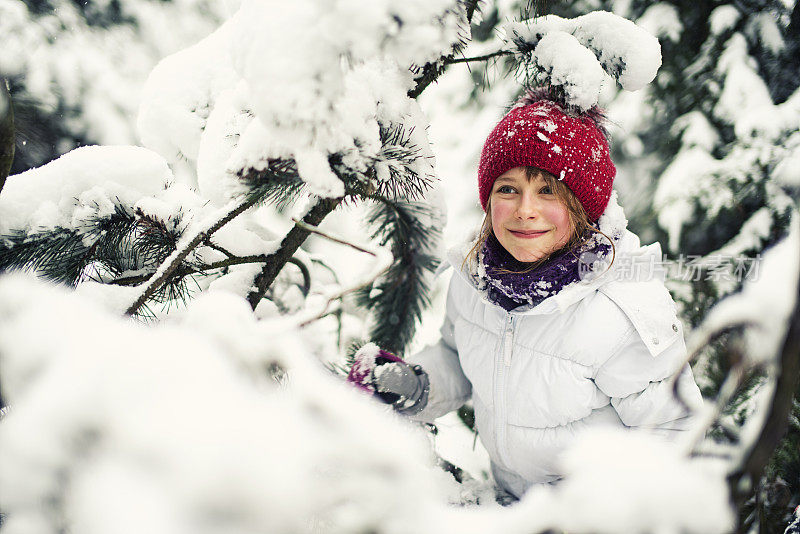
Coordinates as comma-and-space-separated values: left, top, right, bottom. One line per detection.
477, 90, 616, 221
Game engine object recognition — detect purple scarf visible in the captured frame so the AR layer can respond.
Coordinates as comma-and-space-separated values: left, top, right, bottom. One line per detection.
479, 233, 608, 311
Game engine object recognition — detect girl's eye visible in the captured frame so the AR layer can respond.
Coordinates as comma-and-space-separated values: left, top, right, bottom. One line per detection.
539, 186, 553, 195
496, 185, 516, 194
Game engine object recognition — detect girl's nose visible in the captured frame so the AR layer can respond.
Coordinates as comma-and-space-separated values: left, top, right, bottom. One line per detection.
515, 192, 540, 219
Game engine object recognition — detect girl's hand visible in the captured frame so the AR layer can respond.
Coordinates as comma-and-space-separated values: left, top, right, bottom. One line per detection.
347, 344, 429, 416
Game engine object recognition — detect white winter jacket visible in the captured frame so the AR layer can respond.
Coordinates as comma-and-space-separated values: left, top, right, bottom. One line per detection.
407, 201, 704, 498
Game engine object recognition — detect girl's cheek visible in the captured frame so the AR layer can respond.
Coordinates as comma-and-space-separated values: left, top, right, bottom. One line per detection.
551, 207, 570, 229
490, 199, 514, 228
544, 202, 572, 244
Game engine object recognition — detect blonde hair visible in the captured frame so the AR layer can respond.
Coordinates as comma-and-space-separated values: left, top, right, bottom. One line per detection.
464, 167, 615, 274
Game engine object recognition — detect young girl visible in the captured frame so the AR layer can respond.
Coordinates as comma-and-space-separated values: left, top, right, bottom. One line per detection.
348, 89, 703, 499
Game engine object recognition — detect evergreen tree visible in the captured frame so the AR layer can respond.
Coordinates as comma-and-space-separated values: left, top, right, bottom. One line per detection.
612, 2, 800, 531
0, 0, 477, 356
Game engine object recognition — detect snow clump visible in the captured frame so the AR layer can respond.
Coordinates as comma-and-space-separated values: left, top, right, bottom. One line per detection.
0, 275, 455, 534
522, 428, 735, 534
531, 32, 606, 111
0, 145, 172, 239
505, 11, 661, 109
139, 0, 465, 203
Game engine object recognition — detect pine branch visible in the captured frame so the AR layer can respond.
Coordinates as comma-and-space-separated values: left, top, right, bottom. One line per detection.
444, 49, 513, 65
687, 361, 750, 456
109, 253, 272, 286
109, 254, 312, 302
246, 196, 341, 310
132, 210, 182, 268
408, 61, 448, 100
293, 221, 392, 327
330, 124, 435, 203
408, 1, 474, 99
88, 208, 143, 276
229, 150, 418, 312
0, 228, 90, 285
373, 123, 435, 201
205, 240, 235, 258
0, 204, 142, 285
465, 0, 481, 23
355, 197, 441, 355
291, 218, 376, 256
97, 156, 311, 311
239, 157, 306, 210
286, 257, 311, 297
125, 196, 259, 316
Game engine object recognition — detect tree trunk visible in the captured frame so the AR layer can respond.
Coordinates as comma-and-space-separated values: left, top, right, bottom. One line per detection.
0, 79, 14, 193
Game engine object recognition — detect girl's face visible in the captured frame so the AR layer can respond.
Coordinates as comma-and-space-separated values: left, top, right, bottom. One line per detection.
490, 167, 573, 263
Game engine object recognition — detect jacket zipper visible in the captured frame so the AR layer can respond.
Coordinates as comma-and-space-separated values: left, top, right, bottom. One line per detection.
495, 313, 514, 467
503, 315, 515, 366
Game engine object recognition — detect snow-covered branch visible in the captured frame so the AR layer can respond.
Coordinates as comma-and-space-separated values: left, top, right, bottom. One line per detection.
727, 222, 800, 511
674, 217, 800, 521
125, 195, 258, 315
288, 222, 394, 328
246, 196, 341, 310
290, 218, 378, 257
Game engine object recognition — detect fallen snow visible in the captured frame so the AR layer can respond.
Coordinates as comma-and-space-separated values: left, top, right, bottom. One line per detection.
709, 5, 740, 36
138, 18, 240, 167
1, 0, 227, 159
637, 3, 683, 43
517, 429, 735, 534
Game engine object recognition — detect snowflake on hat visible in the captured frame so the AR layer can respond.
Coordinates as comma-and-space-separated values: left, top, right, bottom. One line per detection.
477, 87, 616, 221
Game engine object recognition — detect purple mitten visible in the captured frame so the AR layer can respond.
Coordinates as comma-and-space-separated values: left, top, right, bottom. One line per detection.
347, 343, 403, 393
347, 343, 430, 415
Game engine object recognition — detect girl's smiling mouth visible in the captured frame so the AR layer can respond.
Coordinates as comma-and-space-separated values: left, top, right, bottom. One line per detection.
508, 229, 549, 238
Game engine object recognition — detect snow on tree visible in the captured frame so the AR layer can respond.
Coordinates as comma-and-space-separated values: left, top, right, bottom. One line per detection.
585, 1, 800, 530
0, 0, 471, 354
0, 1, 798, 533
0, 0, 230, 174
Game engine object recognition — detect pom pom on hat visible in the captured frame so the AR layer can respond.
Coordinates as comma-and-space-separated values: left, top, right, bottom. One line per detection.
477, 88, 616, 221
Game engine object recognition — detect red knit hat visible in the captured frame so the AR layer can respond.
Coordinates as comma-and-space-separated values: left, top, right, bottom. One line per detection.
477, 92, 616, 221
